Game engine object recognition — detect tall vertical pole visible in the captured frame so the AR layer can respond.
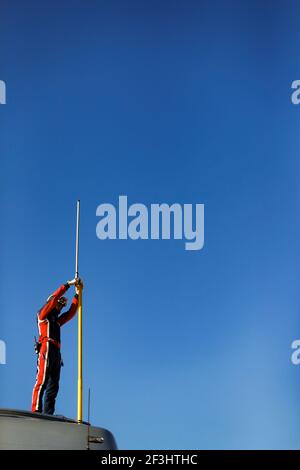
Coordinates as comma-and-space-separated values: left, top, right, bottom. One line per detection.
76, 200, 83, 422
75, 200, 80, 279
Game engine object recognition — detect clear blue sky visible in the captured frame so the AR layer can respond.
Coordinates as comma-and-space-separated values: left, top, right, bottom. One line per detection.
1, 0, 300, 450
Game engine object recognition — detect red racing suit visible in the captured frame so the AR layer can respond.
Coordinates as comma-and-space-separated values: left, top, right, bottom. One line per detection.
31, 283, 78, 414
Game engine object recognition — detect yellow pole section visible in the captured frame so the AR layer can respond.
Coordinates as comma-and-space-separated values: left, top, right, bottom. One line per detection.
77, 285, 83, 422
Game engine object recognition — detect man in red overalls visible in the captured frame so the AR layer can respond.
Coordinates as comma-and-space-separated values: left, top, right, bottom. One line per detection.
31, 278, 82, 414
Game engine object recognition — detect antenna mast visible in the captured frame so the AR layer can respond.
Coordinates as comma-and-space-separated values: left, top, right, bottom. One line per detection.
75, 200, 80, 278
76, 200, 83, 422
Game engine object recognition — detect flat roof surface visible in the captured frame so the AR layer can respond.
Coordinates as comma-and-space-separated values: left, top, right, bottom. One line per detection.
0, 408, 88, 424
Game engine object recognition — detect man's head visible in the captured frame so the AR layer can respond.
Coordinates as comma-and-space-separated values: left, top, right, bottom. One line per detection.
56, 297, 67, 311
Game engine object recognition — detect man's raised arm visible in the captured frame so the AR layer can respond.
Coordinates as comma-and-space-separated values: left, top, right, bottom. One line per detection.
57, 295, 79, 326
38, 279, 77, 321
57, 281, 82, 326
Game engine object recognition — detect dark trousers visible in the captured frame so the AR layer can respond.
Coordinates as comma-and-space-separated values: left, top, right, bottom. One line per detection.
32, 344, 61, 415
43, 348, 61, 415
